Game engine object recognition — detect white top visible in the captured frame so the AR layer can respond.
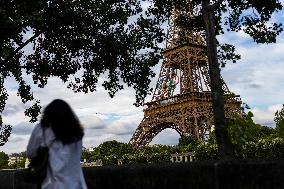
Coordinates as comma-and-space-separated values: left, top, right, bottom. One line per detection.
27, 124, 87, 189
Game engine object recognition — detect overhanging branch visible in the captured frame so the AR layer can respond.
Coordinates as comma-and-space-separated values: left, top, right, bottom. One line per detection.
14, 31, 42, 55
209, 0, 224, 11
2, 31, 42, 66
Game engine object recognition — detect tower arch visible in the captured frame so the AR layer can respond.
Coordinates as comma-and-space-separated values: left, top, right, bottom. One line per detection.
132, 121, 183, 148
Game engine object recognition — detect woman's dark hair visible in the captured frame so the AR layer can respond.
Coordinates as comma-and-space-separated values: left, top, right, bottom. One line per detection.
41, 99, 84, 144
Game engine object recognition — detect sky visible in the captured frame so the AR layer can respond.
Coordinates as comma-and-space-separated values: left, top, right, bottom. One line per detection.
1, 3, 284, 154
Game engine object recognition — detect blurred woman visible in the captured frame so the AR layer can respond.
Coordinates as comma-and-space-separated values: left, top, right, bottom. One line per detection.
27, 99, 87, 189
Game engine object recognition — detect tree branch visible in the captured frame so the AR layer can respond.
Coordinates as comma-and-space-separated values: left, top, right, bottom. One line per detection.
4, 31, 42, 63
14, 31, 42, 56
209, 0, 224, 11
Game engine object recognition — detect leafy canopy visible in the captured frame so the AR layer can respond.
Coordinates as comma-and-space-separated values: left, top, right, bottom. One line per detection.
275, 104, 284, 137
0, 151, 9, 169
0, 0, 165, 145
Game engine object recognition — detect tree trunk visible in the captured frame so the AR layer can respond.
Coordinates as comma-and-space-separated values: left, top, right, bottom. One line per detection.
202, 1, 234, 159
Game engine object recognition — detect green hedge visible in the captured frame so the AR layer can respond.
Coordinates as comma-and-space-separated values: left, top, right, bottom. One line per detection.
192, 137, 284, 160
241, 137, 284, 158
194, 143, 219, 160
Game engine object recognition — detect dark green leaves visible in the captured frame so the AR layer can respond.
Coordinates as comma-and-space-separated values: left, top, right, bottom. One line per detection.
0, 76, 11, 146
0, 0, 167, 145
0, 124, 11, 146
226, 0, 283, 43
274, 105, 284, 138
244, 22, 283, 43
24, 100, 41, 123
218, 43, 241, 67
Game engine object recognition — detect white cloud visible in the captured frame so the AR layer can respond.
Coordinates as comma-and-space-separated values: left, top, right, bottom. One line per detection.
251, 104, 283, 127
1, 75, 146, 154
1, 134, 29, 154
105, 113, 142, 136
220, 31, 284, 111
11, 121, 35, 135
8, 135, 26, 143
80, 116, 105, 130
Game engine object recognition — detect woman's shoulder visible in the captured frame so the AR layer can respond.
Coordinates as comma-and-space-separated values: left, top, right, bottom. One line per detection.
32, 123, 57, 146
31, 123, 43, 136
66, 139, 83, 150
32, 123, 51, 138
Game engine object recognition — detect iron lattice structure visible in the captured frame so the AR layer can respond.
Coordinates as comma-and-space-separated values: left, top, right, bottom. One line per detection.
130, 10, 243, 148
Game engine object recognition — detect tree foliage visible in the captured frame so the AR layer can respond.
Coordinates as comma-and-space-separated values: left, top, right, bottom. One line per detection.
194, 143, 219, 160
202, 111, 283, 159
8, 158, 26, 169
0, 151, 9, 169
275, 105, 284, 138
241, 137, 284, 158
0, 124, 11, 146
83, 141, 178, 166
178, 135, 200, 152
227, 112, 276, 156
229, 112, 263, 144
0, 0, 165, 145
195, 137, 284, 160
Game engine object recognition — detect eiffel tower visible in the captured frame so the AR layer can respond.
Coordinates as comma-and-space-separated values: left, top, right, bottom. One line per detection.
130, 10, 243, 148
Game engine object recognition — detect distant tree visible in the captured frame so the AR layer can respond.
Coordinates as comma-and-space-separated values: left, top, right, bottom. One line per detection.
275, 105, 284, 138
229, 112, 261, 143
125, 144, 176, 164
195, 114, 282, 160
207, 132, 217, 145
241, 137, 284, 158
81, 150, 93, 163
259, 126, 276, 138
194, 143, 219, 160
149, 0, 283, 158
85, 140, 135, 165
0, 151, 9, 169
97, 140, 134, 157
178, 135, 200, 152
86, 141, 178, 165
228, 112, 277, 157
143, 144, 177, 155
9, 158, 26, 169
